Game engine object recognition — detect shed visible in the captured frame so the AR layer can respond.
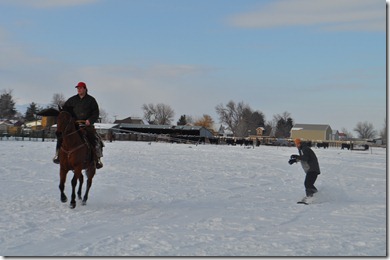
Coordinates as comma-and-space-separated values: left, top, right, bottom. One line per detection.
290, 124, 333, 141
118, 124, 214, 138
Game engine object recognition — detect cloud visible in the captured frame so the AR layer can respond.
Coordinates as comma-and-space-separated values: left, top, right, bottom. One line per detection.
0, 23, 218, 119
228, 0, 385, 32
0, 0, 100, 8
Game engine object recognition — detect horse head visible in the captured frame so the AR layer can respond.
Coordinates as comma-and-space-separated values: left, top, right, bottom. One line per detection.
57, 110, 76, 136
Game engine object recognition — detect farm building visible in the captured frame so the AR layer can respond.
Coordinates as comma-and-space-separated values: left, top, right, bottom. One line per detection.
117, 124, 214, 139
114, 117, 148, 125
290, 124, 333, 141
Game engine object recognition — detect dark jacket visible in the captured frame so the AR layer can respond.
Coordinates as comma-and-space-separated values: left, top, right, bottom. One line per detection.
297, 144, 320, 174
64, 93, 99, 124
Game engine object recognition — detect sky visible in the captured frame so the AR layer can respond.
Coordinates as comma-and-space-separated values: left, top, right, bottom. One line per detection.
0, 0, 386, 134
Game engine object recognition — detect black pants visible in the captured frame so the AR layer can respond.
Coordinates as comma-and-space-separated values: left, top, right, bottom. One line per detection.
304, 172, 319, 197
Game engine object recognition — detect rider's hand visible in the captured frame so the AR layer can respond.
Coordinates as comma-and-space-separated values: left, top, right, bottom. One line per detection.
85, 120, 91, 126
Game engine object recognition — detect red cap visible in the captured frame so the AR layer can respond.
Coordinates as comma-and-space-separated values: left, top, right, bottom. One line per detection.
75, 82, 87, 88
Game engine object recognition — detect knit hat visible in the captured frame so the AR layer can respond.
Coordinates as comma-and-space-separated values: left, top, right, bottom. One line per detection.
75, 82, 87, 89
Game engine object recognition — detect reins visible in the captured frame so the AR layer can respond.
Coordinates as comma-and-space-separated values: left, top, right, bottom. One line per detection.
61, 143, 87, 159
59, 111, 87, 158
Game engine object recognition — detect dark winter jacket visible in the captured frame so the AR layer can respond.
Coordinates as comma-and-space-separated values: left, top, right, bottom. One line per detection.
63, 94, 99, 125
297, 144, 320, 174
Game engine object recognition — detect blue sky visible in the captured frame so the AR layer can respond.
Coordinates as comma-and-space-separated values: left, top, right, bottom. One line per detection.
0, 0, 386, 135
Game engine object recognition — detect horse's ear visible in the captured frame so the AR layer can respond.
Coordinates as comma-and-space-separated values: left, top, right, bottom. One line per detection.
58, 105, 63, 111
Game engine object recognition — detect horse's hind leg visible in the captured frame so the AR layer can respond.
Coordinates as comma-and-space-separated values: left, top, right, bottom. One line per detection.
77, 173, 84, 200
59, 169, 68, 203
82, 167, 96, 206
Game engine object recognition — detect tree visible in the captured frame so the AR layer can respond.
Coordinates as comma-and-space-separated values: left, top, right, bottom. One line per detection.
142, 103, 175, 125
353, 121, 377, 139
194, 114, 214, 129
50, 93, 66, 108
177, 115, 188, 126
0, 90, 17, 119
237, 108, 265, 137
273, 112, 294, 138
215, 100, 265, 137
99, 108, 109, 123
25, 102, 40, 122
379, 118, 387, 145
341, 128, 354, 140
215, 100, 247, 136
264, 121, 274, 136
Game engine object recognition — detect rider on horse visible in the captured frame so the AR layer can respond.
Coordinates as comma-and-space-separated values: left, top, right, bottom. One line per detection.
53, 82, 104, 169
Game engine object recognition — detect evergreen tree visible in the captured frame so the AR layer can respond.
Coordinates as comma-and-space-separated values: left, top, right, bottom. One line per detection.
25, 102, 40, 122
0, 90, 17, 119
273, 112, 294, 138
177, 115, 188, 125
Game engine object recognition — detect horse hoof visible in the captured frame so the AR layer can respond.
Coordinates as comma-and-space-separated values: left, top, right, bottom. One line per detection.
69, 203, 76, 209
82, 200, 87, 206
61, 196, 68, 203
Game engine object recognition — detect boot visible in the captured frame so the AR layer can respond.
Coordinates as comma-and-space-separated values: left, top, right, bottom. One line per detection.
53, 149, 60, 164
95, 140, 103, 169
96, 158, 103, 169
53, 137, 62, 164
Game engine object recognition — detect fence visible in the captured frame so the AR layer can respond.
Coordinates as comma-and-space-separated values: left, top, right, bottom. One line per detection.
0, 130, 56, 142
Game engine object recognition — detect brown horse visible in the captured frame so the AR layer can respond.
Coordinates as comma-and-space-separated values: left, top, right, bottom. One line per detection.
56, 110, 96, 209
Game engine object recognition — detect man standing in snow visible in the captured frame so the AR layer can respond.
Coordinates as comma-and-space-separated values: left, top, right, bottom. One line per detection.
289, 138, 320, 197
53, 81, 103, 169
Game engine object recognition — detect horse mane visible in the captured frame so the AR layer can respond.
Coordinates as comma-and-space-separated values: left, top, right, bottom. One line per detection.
60, 105, 77, 119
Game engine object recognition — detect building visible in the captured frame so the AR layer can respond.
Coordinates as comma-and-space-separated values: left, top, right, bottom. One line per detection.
118, 124, 214, 139
331, 130, 340, 140
290, 124, 333, 141
114, 117, 148, 125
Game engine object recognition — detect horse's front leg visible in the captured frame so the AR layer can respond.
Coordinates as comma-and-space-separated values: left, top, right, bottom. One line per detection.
77, 173, 84, 200
69, 171, 80, 209
59, 168, 68, 203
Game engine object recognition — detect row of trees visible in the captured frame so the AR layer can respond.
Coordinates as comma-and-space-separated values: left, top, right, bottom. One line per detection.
0, 89, 386, 140
141, 100, 384, 140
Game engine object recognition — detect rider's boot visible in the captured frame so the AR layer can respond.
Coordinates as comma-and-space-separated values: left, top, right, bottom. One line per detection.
95, 141, 103, 169
53, 138, 62, 164
53, 150, 60, 164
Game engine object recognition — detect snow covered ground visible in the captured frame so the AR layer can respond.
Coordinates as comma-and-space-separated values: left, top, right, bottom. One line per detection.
0, 140, 386, 256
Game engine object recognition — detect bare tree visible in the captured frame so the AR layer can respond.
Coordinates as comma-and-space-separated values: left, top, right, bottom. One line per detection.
379, 118, 387, 145
215, 100, 265, 137
341, 128, 354, 140
353, 121, 377, 139
99, 108, 110, 123
50, 93, 66, 108
215, 100, 248, 136
142, 103, 175, 125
